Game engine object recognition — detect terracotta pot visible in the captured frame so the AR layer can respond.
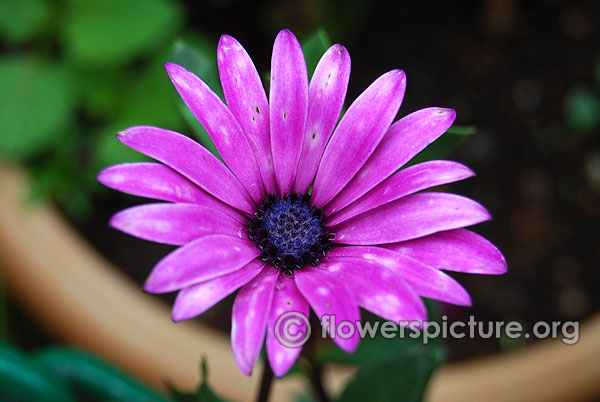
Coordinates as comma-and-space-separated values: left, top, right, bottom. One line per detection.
0, 164, 598, 402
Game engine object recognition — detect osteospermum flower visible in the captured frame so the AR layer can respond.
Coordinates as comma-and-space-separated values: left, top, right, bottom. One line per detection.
98, 29, 506, 377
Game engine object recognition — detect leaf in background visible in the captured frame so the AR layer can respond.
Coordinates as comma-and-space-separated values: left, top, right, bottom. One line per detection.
35, 347, 170, 402
302, 29, 332, 79
169, 37, 222, 156
405, 124, 476, 166
61, 0, 182, 67
0, 341, 75, 402
336, 343, 445, 402
0, 0, 52, 44
0, 57, 75, 160
317, 300, 445, 402
564, 86, 600, 133
75, 68, 129, 121
119, 50, 186, 130
168, 357, 231, 402
91, 51, 187, 172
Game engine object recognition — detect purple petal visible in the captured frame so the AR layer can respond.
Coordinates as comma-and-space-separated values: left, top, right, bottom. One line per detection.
165, 63, 264, 202
326, 108, 457, 215
218, 35, 277, 194
143, 235, 260, 294
328, 246, 471, 306
294, 266, 360, 353
294, 44, 351, 193
171, 260, 266, 322
270, 29, 309, 195
98, 162, 245, 222
335, 192, 491, 245
231, 266, 279, 375
326, 160, 474, 226
266, 275, 309, 377
117, 126, 254, 214
98, 162, 205, 203
319, 257, 426, 323
385, 229, 507, 275
312, 70, 407, 208
110, 203, 247, 246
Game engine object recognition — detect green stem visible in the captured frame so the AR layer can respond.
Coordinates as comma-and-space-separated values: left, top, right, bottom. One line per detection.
256, 361, 274, 402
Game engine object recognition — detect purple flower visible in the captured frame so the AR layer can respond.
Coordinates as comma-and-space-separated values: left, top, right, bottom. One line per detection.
98, 29, 506, 377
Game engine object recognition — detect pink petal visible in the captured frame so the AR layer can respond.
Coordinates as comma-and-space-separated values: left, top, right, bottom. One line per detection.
335, 192, 491, 245
98, 162, 205, 203
326, 108, 457, 215
165, 63, 265, 202
218, 35, 277, 195
266, 275, 309, 378
326, 160, 474, 226
143, 235, 260, 294
328, 246, 471, 306
294, 267, 360, 353
319, 257, 426, 323
231, 267, 279, 375
117, 126, 254, 214
110, 203, 247, 246
171, 260, 266, 322
385, 229, 507, 275
294, 44, 351, 193
312, 70, 407, 208
270, 29, 309, 195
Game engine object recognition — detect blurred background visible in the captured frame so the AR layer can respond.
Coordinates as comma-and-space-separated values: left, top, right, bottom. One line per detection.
0, 0, 599, 401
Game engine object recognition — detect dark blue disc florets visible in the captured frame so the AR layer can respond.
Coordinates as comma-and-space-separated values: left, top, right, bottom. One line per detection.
247, 193, 334, 275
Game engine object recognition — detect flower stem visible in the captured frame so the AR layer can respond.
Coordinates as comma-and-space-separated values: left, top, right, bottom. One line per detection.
256, 362, 274, 402
309, 362, 331, 402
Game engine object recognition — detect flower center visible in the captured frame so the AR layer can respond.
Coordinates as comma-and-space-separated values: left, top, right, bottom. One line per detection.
247, 193, 334, 275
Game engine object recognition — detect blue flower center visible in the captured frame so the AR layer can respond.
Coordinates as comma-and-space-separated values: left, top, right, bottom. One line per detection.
247, 193, 334, 275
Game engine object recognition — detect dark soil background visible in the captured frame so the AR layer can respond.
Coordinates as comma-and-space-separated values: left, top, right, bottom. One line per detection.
69, 0, 600, 361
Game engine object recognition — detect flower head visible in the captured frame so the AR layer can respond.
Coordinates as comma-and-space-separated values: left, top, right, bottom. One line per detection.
98, 29, 507, 377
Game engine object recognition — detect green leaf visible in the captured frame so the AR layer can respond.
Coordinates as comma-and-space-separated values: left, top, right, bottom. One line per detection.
169, 37, 221, 156
0, 0, 52, 43
336, 344, 445, 402
61, 0, 182, 66
0, 341, 75, 402
318, 301, 446, 402
405, 124, 476, 166
75, 68, 129, 120
27, 135, 96, 219
565, 86, 600, 132
302, 29, 332, 79
35, 347, 170, 402
0, 56, 75, 160
118, 51, 186, 130
168, 358, 231, 402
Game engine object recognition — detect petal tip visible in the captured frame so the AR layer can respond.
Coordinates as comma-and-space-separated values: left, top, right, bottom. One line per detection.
96, 167, 111, 185
143, 275, 163, 294
163, 62, 179, 72
218, 34, 238, 53
171, 308, 190, 323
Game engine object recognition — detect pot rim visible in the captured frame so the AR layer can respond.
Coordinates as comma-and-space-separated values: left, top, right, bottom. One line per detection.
0, 164, 597, 402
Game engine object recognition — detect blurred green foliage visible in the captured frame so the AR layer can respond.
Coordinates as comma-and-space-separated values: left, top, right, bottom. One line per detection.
311, 301, 446, 402
0, 341, 231, 401
167, 358, 231, 402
